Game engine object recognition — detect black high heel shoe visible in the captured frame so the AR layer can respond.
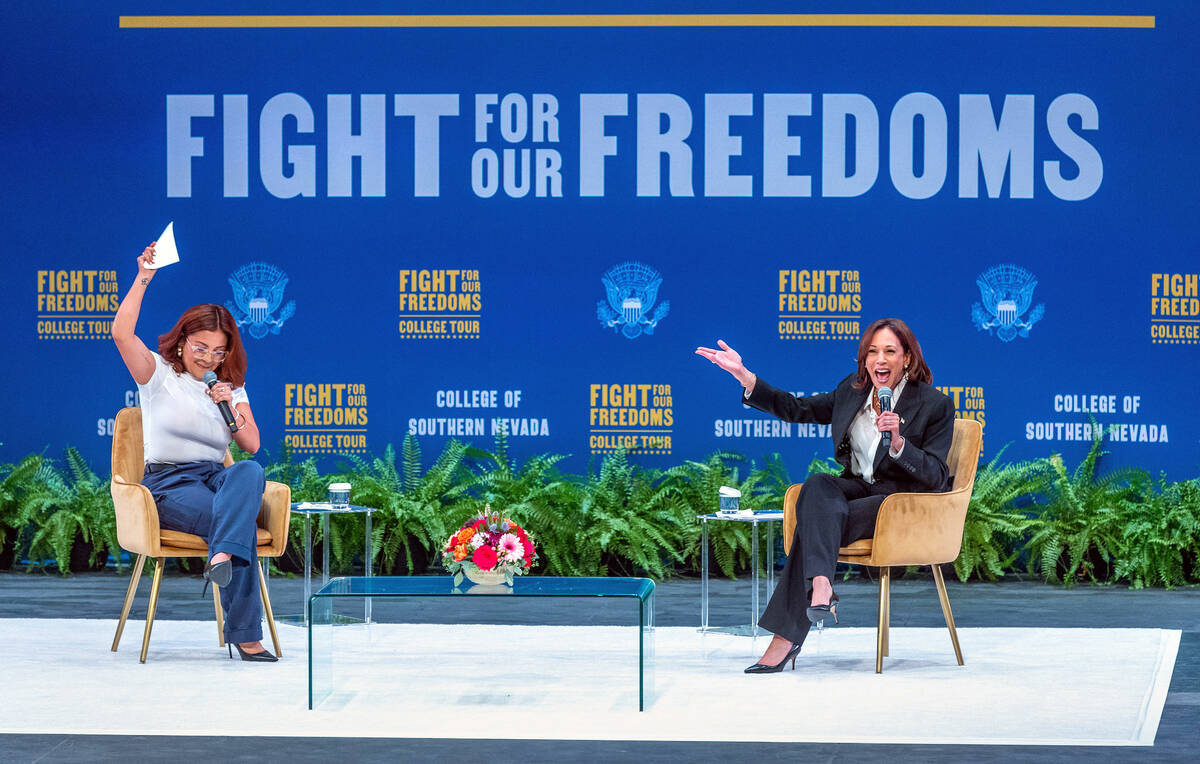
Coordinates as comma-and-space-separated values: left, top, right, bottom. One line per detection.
744, 642, 802, 674
200, 558, 232, 598
806, 594, 840, 627
229, 642, 279, 662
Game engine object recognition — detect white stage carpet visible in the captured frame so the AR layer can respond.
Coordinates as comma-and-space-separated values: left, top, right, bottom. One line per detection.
0, 619, 1177, 746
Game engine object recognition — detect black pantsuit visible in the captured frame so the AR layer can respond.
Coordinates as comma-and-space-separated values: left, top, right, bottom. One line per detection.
744, 373, 956, 648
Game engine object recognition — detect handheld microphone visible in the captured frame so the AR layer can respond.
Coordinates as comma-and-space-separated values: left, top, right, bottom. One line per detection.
203, 371, 239, 433
877, 386, 893, 447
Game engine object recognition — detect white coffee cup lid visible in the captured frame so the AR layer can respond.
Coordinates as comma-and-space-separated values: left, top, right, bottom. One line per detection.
719, 486, 741, 497
328, 482, 351, 491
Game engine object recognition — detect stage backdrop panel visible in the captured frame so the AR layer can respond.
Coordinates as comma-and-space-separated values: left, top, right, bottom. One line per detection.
2, 1, 1195, 481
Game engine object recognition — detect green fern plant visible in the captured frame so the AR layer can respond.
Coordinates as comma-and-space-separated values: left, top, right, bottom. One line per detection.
565, 450, 689, 578
263, 440, 334, 573
1024, 429, 1150, 587
1, 455, 41, 546
348, 435, 475, 575
657, 452, 791, 578
21, 448, 116, 574
459, 428, 578, 575
954, 446, 1046, 581
1112, 476, 1200, 589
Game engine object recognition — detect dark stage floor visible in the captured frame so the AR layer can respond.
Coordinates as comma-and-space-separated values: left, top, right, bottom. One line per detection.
1, 568, 1197, 762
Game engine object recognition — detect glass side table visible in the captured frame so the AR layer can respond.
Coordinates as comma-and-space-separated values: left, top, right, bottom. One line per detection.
275, 503, 377, 626
696, 510, 783, 638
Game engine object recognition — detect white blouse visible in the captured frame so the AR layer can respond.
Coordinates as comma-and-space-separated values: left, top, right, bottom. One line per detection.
137, 354, 249, 465
848, 376, 907, 483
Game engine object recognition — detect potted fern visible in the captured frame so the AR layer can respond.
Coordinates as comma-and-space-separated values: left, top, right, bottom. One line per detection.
350, 435, 473, 575
20, 448, 118, 574
264, 441, 335, 574
570, 450, 690, 578
953, 446, 1046, 581
458, 428, 579, 576
1025, 431, 1151, 586
0, 453, 46, 570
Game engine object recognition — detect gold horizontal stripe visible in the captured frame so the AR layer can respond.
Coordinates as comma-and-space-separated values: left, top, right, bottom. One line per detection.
118, 14, 1155, 30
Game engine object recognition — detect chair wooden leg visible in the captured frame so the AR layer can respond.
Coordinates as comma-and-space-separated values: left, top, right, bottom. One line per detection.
932, 564, 964, 666
139, 558, 166, 663
213, 582, 225, 646
258, 560, 282, 657
876, 567, 890, 673
112, 553, 147, 652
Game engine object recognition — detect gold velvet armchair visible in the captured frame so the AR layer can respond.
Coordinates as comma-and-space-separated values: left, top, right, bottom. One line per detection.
783, 417, 983, 673
109, 406, 290, 662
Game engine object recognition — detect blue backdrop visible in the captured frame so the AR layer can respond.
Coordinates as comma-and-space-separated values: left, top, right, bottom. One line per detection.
3, 1, 1196, 480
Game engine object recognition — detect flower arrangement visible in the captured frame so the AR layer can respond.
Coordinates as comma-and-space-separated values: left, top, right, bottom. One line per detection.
442, 505, 538, 586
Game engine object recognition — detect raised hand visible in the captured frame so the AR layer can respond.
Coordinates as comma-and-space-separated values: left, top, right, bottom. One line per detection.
136, 242, 157, 285
695, 339, 755, 388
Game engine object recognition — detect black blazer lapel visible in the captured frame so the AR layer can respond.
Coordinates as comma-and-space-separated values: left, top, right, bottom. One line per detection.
833, 383, 870, 449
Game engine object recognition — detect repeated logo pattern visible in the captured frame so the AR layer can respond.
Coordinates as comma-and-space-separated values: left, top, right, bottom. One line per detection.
971, 264, 1044, 342
597, 262, 670, 339
226, 262, 296, 339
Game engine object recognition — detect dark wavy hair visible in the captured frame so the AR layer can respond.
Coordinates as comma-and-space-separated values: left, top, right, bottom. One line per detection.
157, 304, 247, 386
851, 317, 932, 390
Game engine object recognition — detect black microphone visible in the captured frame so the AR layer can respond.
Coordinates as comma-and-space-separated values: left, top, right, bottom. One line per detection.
203, 371, 239, 433
878, 386, 893, 447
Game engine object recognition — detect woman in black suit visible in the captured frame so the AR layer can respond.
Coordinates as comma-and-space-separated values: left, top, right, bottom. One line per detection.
696, 317, 955, 673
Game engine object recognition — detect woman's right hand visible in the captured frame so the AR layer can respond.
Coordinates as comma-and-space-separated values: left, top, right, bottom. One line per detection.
136, 242, 157, 285
695, 339, 756, 389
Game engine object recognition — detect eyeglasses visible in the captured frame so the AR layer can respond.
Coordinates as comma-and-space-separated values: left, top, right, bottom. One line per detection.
185, 337, 227, 361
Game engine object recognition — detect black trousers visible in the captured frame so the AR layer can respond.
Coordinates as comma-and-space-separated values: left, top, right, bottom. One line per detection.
758, 473, 894, 646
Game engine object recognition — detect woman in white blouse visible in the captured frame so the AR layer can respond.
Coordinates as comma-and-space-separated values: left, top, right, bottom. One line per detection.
112, 242, 276, 662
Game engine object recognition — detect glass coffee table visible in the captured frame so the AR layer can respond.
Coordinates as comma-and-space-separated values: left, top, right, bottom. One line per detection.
308, 576, 655, 711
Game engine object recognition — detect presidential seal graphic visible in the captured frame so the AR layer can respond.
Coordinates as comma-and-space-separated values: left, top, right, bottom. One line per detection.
971, 264, 1044, 342
597, 262, 670, 339
226, 262, 296, 339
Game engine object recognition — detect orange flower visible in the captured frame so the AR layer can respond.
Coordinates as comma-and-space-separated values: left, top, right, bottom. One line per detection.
457, 527, 476, 543
453, 544, 468, 561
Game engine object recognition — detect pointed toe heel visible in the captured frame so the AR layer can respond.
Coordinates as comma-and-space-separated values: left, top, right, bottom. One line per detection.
200, 558, 233, 598
744, 643, 802, 674
230, 642, 278, 662
806, 595, 840, 627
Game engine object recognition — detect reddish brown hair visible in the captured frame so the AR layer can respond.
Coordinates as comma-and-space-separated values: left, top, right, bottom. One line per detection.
851, 317, 932, 390
157, 304, 247, 386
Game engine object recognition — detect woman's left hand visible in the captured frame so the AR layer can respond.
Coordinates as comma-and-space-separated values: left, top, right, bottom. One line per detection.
877, 410, 903, 450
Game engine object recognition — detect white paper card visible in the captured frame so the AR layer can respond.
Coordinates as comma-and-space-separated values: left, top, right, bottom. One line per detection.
147, 221, 179, 269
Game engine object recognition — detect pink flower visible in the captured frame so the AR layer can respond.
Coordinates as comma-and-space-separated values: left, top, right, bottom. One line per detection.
472, 546, 498, 571
498, 533, 524, 563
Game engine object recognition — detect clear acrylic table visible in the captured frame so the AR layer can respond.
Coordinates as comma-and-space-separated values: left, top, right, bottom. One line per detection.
307, 576, 656, 711
276, 503, 376, 626
697, 510, 783, 637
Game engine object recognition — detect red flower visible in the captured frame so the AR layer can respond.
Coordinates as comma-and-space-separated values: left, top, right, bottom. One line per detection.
472, 546, 498, 571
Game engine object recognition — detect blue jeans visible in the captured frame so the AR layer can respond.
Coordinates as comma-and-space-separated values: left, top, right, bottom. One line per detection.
142, 460, 266, 644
